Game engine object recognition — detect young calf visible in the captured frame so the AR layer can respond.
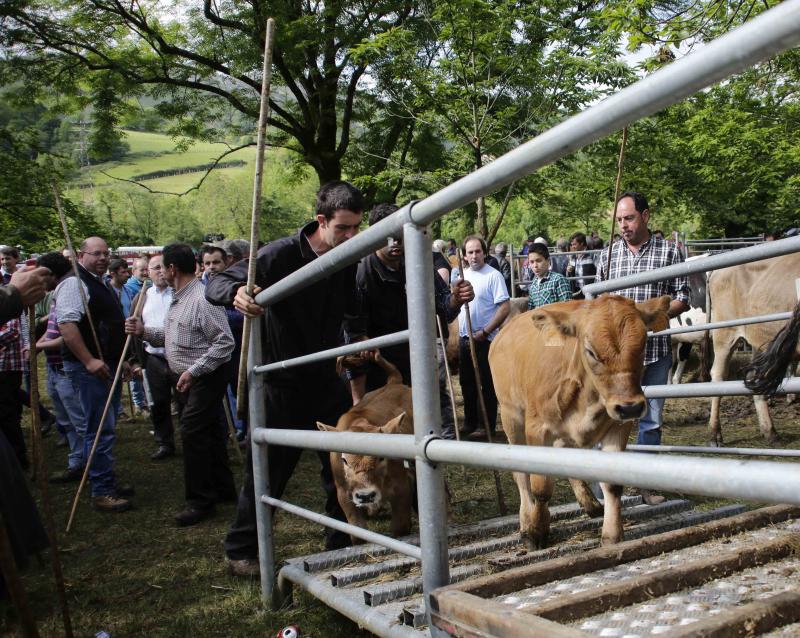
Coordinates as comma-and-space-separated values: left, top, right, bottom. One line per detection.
318, 354, 414, 543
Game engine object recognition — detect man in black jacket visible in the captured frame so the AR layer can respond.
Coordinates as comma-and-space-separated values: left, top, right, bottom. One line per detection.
206, 181, 364, 577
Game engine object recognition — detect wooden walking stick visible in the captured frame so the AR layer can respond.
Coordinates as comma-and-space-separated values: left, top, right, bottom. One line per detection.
236, 17, 277, 420
457, 249, 508, 516
27, 308, 74, 637
222, 394, 245, 465
436, 314, 468, 481
0, 510, 39, 638
66, 284, 150, 533
605, 127, 629, 278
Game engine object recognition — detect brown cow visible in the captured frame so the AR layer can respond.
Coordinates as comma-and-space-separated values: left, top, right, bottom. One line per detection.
489, 295, 670, 549
317, 354, 414, 543
707, 253, 800, 446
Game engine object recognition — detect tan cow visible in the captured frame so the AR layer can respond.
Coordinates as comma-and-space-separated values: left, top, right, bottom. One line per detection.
489, 295, 670, 549
318, 355, 414, 543
707, 252, 800, 446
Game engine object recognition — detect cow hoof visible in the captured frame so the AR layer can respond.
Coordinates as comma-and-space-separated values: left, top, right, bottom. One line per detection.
601, 533, 623, 546
521, 531, 548, 550
583, 501, 604, 518
766, 432, 781, 447
708, 436, 723, 448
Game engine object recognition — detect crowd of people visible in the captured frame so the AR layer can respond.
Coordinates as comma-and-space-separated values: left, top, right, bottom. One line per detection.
1, 182, 690, 584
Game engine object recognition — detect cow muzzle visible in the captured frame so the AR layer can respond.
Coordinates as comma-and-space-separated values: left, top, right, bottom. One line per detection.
608, 399, 647, 420
353, 488, 380, 508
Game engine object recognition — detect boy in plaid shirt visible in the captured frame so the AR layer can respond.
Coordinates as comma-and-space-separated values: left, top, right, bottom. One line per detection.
526, 243, 572, 310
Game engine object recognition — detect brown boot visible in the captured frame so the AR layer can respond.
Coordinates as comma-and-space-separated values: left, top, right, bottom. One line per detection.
92, 495, 132, 513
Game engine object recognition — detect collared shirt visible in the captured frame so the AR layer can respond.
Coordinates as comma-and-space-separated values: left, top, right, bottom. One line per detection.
141, 285, 172, 356
569, 252, 597, 291
527, 271, 572, 310
0, 317, 25, 372
598, 234, 690, 364
144, 278, 233, 377
111, 283, 136, 317
55, 270, 93, 324
43, 302, 64, 367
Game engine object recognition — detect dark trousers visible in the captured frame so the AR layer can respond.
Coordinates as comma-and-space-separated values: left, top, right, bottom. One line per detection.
0, 372, 26, 469
224, 380, 352, 560
146, 354, 175, 450
171, 366, 235, 510
458, 338, 498, 431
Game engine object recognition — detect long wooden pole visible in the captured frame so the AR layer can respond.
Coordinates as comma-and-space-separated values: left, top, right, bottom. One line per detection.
436, 314, 468, 482
222, 394, 245, 465
605, 127, 629, 277
457, 250, 507, 516
27, 308, 74, 637
236, 17, 277, 420
66, 284, 150, 533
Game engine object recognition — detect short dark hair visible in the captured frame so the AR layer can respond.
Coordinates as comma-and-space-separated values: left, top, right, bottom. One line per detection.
462, 235, 487, 255
36, 252, 71, 280
569, 232, 587, 246
528, 243, 550, 260
162, 243, 197, 275
316, 181, 365, 220
200, 244, 226, 260
617, 191, 649, 213
368, 203, 398, 227
108, 258, 128, 273
1, 246, 19, 259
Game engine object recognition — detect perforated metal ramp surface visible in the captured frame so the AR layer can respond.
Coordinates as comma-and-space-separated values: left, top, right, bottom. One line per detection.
278, 499, 747, 637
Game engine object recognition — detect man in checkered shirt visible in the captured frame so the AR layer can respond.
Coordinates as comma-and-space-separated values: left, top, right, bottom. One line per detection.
127, 243, 236, 526
598, 192, 690, 502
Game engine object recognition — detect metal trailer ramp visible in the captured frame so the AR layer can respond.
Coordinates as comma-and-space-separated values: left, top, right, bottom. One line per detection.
430, 505, 800, 638
276, 498, 755, 637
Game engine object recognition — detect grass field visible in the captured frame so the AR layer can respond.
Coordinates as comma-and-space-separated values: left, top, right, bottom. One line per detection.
3, 355, 800, 637
75, 131, 257, 191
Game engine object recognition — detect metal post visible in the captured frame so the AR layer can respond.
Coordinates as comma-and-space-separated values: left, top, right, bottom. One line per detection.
402, 220, 450, 634
509, 243, 516, 298
248, 315, 275, 606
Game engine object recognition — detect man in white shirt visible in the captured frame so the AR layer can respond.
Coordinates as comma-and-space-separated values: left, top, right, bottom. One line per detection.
133, 254, 175, 460
458, 235, 510, 438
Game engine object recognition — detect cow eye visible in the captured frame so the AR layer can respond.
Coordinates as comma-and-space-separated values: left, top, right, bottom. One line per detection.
377, 457, 385, 462
585, 347, 599, 362
341, 456, 349, 466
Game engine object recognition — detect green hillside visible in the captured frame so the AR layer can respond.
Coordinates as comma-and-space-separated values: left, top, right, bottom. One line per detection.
74, 130, 257, 191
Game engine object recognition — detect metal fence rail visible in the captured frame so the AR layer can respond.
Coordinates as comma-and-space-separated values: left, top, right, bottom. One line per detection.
246, 1, 800, 632
649, 311, 792, 337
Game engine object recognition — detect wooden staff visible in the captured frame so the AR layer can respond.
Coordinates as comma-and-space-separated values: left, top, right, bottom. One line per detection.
436, 314, 468, 481
605, 127, 629, 277
52, 185, 103, 361
0, 510, 39, 638
457, 249, 507, 516
66, 284, 150, 533
28, 308, 74, 637
222, 394, 245, 465
236, 17, 277, 420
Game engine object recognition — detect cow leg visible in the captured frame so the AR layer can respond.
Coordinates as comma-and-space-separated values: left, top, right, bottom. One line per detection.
526, 425, 554, 549
568, 479, 603, 518
668, 342, 678, 384
389, 488, 413, 538
753, 394, 780, 445
598, 422, 633, 545
709, 330, 736, 447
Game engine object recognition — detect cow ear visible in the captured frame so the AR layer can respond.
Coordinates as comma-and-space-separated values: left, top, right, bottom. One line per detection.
636, 295, 671, 332
317, 421, 336, 432
531, 307, 576, 337
381, 412, 407, 434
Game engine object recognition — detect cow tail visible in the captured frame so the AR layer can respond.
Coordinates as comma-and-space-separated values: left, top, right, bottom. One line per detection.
743, 300, 800, 396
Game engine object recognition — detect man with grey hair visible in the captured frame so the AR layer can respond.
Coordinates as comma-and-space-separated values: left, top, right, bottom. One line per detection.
493, 242, 511, 294
222, 240, 250, 267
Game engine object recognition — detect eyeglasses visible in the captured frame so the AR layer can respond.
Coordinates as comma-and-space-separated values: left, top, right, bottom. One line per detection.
84, 250, 111, 258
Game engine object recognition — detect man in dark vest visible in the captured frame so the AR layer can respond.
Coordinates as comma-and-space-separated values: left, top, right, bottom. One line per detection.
55, 236, 132, 513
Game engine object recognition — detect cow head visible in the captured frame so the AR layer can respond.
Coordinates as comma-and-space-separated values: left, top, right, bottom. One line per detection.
317, 412, 407, 515
531, 295, 670, 421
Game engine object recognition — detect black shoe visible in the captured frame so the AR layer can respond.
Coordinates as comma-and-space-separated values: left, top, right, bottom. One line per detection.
175, 506, 215, 527
40, 416, 54, 436
50, 467, 83, 483
150, 446, 175, 461
458, 425, 477, 438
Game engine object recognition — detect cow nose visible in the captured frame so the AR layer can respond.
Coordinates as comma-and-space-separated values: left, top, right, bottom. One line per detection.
355, 490, 377, 504
614, 400, 646, 420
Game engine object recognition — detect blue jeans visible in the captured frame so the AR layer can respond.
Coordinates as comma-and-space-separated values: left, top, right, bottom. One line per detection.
47, 364, 86, 471
64, 360, 120, 497
638, 354, 672, 446
130, 377, 146, 409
